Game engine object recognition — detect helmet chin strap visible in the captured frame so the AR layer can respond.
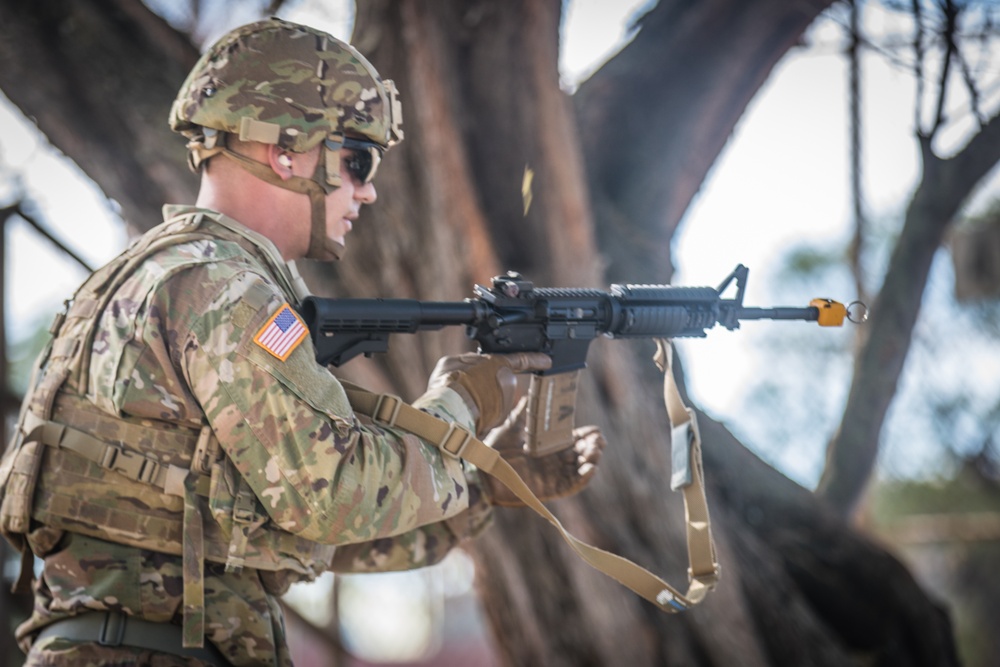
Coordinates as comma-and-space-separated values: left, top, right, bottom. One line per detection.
190, 135, 345, 261
300, 179, 344, 262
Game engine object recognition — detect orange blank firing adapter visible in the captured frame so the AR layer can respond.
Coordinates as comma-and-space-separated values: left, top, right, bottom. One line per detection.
810, 298, 848, 326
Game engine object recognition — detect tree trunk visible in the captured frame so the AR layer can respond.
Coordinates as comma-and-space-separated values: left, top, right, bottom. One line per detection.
0, 0, 963, 664
346, 1, 958, 664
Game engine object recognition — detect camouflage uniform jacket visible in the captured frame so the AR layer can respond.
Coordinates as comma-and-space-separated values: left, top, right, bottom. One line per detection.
11, 205, 492, 666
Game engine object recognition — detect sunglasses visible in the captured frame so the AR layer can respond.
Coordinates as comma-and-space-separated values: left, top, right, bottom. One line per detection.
326, 137, 383, 185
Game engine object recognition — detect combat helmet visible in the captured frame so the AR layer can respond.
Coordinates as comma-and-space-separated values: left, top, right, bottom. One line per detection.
169, 17, 403, 260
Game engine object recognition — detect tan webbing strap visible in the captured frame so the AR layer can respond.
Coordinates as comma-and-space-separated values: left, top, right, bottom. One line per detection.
223, 477, 258, 574
342, 377, 719, 613
191, 425, 220, 477
653, 340, 721, 593
181, 472, 206, 648
20, 412, 211, 498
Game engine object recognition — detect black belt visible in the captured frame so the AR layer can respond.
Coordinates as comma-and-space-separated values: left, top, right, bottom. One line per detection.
34, 611, 229, 666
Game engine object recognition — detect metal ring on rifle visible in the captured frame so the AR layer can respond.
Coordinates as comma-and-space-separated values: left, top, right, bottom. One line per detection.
847, 301, 869, 324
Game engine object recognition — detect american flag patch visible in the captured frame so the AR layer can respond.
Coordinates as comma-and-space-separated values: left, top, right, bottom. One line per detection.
253, 303, 308, 361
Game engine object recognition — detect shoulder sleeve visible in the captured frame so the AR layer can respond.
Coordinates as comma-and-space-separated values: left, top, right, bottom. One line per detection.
174, 268, 479, 545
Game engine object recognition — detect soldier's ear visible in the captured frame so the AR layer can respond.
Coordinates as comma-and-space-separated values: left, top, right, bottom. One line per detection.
268, 145, 294, 180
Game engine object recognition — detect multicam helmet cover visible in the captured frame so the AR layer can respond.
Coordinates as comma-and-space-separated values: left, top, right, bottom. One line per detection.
170, 17, 403, 153
168, 18, 403, 261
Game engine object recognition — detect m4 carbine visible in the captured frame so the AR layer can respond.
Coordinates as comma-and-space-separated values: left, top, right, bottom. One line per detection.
298, 264, 863, 456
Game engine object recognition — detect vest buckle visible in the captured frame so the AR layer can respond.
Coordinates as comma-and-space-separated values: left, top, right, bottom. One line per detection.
100, 445, 161, 485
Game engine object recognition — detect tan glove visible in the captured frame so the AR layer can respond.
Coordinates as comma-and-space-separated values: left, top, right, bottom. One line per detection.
482, 397, 606, 507
427, 352, 552, 436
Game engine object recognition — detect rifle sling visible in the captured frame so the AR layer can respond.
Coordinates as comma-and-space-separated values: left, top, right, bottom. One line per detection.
341, 341, 720, 613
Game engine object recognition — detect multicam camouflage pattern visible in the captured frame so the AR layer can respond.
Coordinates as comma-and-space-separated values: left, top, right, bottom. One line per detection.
169, 18, 403, 153
27, 632, 219, 667
9, 206, 491, 666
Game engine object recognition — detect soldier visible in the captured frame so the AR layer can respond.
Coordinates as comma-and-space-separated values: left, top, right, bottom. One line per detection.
0, 18, 604, 667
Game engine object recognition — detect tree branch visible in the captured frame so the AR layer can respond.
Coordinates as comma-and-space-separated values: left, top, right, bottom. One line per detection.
928, 0, 959, 140
574, 0, 836, 282
819, 110, 1000, 516
912, 0, 927, 134
1, 202, 93, 272
955, 46, 985, 126
0, 0, 200, 233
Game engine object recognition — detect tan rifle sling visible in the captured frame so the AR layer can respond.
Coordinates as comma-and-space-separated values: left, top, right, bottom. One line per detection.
341, 338, 720, 613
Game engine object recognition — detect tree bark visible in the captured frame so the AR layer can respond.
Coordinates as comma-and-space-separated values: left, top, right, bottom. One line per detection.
0, 0, 964, 664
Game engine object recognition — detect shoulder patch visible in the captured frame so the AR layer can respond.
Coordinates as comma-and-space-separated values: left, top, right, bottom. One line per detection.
253, 303, 308, 361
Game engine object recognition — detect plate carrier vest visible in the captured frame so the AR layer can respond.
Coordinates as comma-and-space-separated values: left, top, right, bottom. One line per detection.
0, 211, 334, 647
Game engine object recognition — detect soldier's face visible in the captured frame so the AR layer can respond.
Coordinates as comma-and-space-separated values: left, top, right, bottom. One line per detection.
323, 148, 378, 248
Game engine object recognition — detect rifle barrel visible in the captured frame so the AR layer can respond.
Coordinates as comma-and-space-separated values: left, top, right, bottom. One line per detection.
736, 306, 820, 322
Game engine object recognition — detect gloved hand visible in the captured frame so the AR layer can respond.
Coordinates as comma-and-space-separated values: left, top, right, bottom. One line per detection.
482, 397, 606, 507
426, 352, 552, 437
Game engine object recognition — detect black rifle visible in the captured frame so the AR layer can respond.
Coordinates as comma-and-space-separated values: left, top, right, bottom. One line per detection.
299, 264, 860, 454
